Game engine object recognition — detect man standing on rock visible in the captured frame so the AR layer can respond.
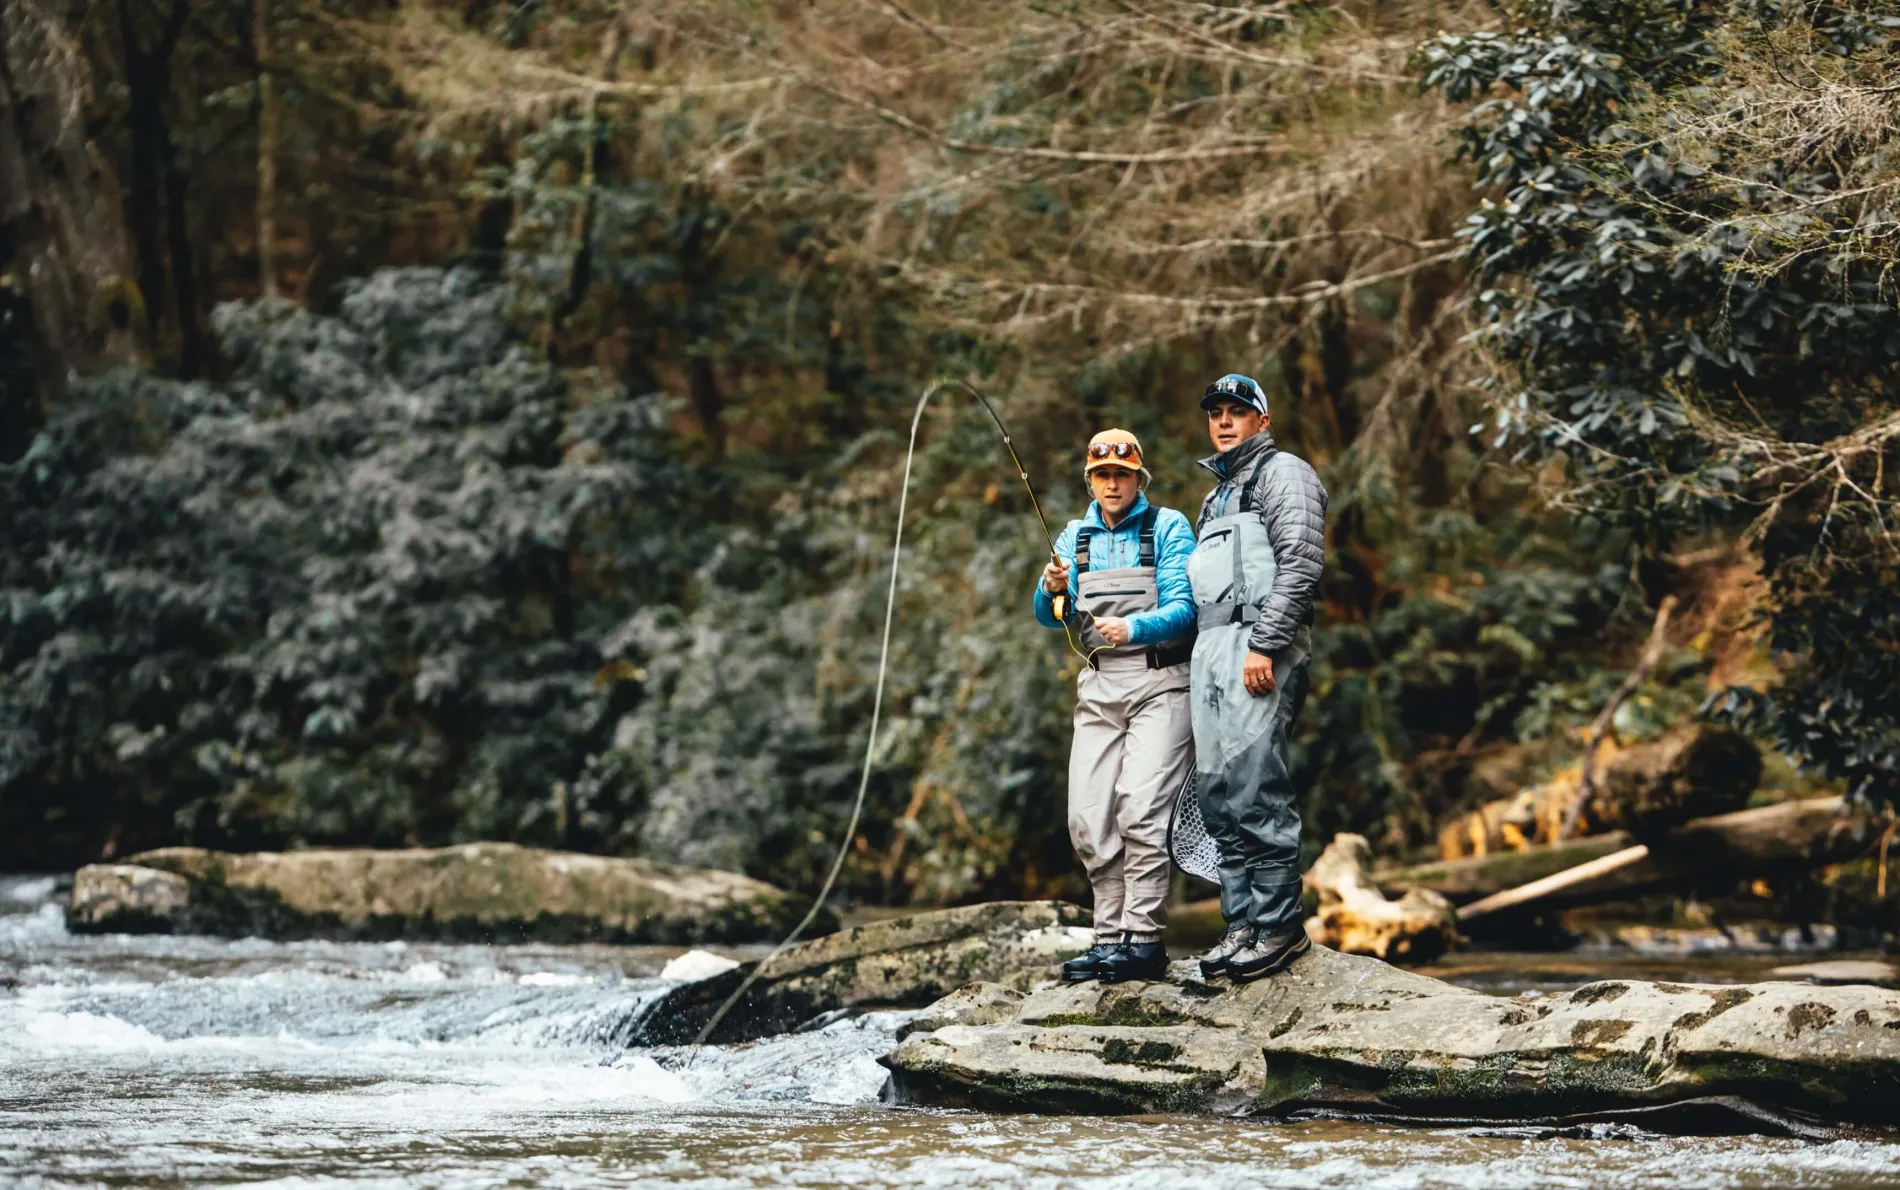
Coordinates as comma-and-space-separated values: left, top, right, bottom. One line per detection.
1034, 429, 1197, 983
1187, 374, 1327, 983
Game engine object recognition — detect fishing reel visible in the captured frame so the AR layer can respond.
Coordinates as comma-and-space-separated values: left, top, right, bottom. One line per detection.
1049, 550, 1072, 623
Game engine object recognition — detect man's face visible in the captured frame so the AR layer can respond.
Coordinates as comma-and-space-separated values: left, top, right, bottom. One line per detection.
1206, 398, 1268, 452
1088, 467, 1139, 520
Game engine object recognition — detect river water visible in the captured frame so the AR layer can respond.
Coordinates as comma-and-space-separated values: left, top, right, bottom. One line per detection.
3, 875, 1898, 1189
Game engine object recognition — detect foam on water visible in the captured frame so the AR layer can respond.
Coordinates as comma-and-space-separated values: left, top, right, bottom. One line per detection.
22, 1006, 170, 1050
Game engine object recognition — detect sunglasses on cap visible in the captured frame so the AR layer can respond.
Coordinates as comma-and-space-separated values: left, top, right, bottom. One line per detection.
1087, 441, 1140, 461
1203, 376, 1263, 403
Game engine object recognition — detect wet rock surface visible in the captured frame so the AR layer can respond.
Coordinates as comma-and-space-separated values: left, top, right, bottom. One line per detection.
67, 844, 832, 944
884, 944, 1900, 1130
629, 901, 1093, 1045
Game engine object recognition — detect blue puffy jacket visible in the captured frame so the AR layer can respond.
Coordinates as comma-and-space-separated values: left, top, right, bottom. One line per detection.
1032, 493, 1197, 645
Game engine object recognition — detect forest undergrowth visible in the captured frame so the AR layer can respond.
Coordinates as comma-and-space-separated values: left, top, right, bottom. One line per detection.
2, 0, 1893, 912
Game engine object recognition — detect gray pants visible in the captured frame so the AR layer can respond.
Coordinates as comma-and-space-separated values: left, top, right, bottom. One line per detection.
1068, 657, 1193, 943
1193, 647, 1310, 936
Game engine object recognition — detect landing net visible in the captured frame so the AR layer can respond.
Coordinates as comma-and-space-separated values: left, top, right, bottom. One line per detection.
1167, 768, 1222, 883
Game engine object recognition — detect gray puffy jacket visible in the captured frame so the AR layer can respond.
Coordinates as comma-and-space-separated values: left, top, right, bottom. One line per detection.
1195, 432, 1328, 656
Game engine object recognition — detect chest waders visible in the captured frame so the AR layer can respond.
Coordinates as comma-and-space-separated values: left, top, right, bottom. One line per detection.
1064, 507, 1195, 946
1073, 508, 1194, 670
1182, 467, 1312, 936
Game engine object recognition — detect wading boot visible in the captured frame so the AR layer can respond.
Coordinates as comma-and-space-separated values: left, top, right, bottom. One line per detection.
1097, 940, 1169, 983
1061, 941, 1121, 983
1197, 927, 1253, 980
1225, 929, 1311, 983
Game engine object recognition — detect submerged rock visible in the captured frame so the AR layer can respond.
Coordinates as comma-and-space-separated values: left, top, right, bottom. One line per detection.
628, 901, 1093, 1045
885, 944, 1900, 1130
67, 844, 832, 944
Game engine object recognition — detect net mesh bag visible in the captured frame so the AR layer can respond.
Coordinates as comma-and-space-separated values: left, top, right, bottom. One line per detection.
1167, 769, 1222, 883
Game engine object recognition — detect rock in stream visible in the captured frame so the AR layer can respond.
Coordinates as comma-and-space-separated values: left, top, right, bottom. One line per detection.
628, 900, 1095, 1045
67, 844, 833, 944
885, 944, 1900, 1130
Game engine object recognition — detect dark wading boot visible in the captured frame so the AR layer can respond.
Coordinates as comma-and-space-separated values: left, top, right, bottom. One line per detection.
1061, 942, 1121, 983
1225, 929, 1310, 983
1097, 940, 1169, 983
1197, 927, 1253, 980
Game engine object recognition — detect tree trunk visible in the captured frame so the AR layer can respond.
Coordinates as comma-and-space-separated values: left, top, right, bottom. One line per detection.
688, 353, 727, 462
115, 0, 199, 377
254, 0, 277, 298
564, 20, 624, 315
118, 0, 167, 341
161, 105, 201, 377
0, 0, 143, 433
676, 202, 728, 461
1385, 796, 1880, 909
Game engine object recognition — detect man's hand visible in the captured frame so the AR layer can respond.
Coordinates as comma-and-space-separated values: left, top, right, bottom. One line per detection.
1244, 650, 1276, 697
1095, 616, 1133, 647
1042, 556, 1072, 597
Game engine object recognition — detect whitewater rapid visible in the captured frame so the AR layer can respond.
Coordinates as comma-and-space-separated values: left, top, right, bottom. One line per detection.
5, 873, 1900, 1189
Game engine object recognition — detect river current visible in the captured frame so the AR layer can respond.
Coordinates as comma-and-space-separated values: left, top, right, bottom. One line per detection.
3, 874, 1897, 1189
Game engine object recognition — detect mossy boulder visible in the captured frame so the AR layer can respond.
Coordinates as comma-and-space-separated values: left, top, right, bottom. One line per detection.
885, 944, 1900, 1132
67, 844, 832, 944
628, 900, 1093, 1044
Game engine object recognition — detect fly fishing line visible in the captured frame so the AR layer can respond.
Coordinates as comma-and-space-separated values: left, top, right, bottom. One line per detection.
689, 377, 1106, 1048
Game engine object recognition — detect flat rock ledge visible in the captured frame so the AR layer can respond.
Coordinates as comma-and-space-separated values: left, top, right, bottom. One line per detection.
885, 944, 1900, 1134
628, 900, 1093, 1045
67, 844, 834, 944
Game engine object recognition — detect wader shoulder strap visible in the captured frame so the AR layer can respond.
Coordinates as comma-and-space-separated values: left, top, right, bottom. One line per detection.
1236, 447, 1277, 513
1080, 509, 1155, 573
1221, 451, 1283, 618
1230, 512, 1248, 604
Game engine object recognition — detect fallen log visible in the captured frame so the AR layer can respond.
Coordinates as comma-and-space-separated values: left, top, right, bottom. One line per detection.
884, 944, 1900, 1130
1585, 723, 1762, 837
1437, 785, 1548, 860
1305, 834, 1457, 960
1383, 796, 1878, 910
1455, 844, 1651, 922
1439, 724, 1762, 859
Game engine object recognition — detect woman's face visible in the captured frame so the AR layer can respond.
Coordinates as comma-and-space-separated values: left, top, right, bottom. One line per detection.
1089, 466, 1139, 520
